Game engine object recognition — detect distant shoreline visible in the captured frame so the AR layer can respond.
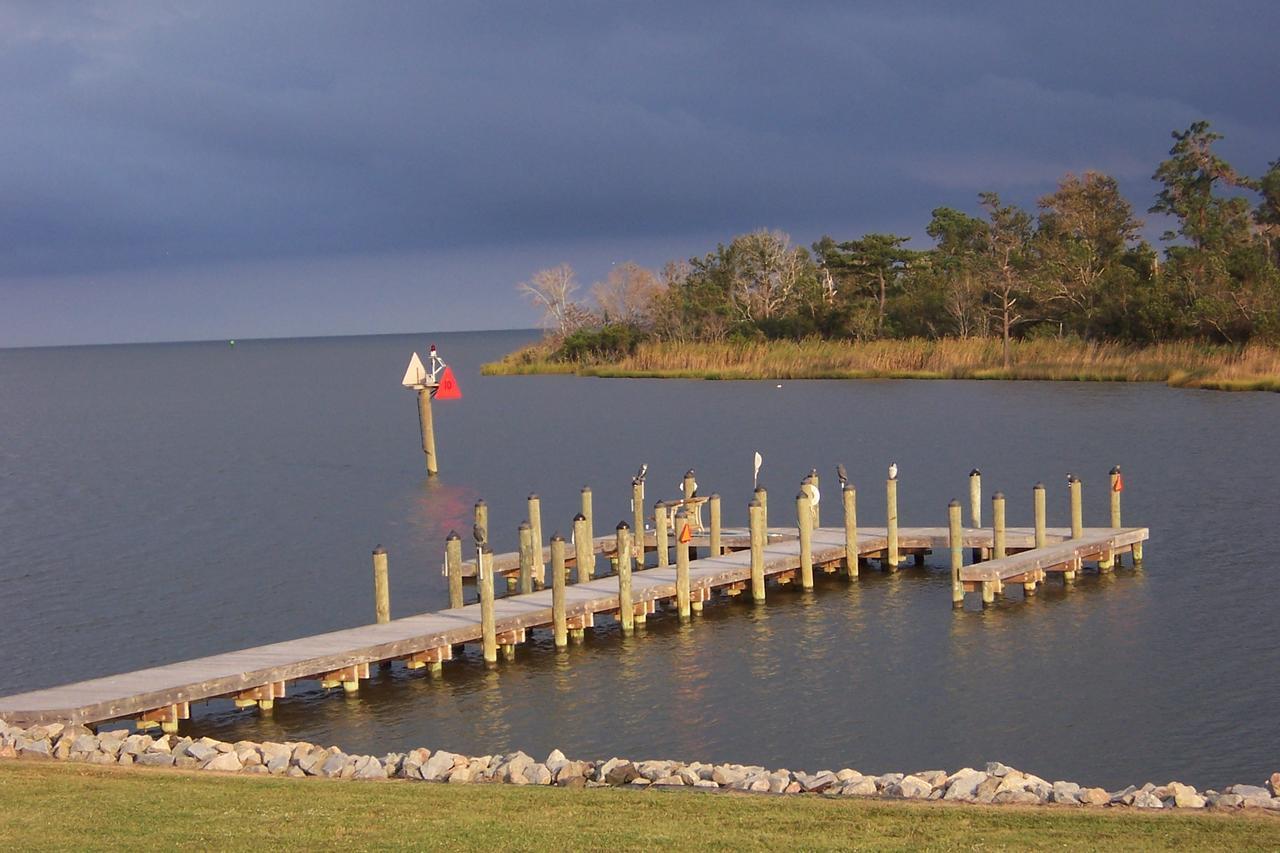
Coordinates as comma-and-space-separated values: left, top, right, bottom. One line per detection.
482, 338, 1280, 392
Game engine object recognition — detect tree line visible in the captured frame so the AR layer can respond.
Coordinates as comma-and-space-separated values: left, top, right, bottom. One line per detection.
519, 122, 1280, 364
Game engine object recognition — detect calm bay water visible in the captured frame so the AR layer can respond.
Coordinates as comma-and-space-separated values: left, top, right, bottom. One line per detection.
1, 330, 1278, 790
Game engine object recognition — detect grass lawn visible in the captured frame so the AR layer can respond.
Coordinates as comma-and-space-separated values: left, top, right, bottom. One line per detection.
2, 761, 1278, 851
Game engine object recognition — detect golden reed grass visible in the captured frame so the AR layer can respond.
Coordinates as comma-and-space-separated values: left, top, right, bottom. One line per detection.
482, 337, 1280, 391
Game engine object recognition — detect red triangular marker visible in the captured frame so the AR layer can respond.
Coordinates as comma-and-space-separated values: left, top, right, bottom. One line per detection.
679, 524, 692, 544
1113, 473, 1123, 493
432, 366, 462, 400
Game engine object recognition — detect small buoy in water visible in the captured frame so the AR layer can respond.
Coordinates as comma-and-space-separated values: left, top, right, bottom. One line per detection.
775, 383, 782, 388
228, 340, 236, 346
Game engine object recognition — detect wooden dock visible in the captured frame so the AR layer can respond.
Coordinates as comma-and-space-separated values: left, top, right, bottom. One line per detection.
0, 522, 1146, 730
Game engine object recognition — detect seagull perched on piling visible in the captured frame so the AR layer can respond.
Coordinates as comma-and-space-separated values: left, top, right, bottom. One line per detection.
888, 462, 898, 481
472, 522, 487, 550
835, 464, 848, 489
634, 463, 648, 484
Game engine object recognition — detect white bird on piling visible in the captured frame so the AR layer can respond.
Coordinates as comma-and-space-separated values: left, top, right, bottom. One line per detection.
888, 462, 898, 481
634, 463, 648, 484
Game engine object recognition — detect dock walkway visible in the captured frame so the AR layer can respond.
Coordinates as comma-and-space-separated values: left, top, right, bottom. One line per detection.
0, 525, 1146, 729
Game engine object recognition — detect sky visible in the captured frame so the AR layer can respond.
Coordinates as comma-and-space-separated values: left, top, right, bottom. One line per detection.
2, 1, 1278, 347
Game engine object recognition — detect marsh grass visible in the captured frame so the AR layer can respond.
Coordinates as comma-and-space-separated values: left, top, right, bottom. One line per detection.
482, 338, 1280, 391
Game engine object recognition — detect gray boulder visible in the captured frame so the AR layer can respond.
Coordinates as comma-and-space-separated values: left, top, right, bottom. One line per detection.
1051, 781, 1081, 804
887, 776, 933, 799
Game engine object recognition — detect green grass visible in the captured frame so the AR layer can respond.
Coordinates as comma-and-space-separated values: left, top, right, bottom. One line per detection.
481, 337, 1280, 392
2, 762, 1278, 851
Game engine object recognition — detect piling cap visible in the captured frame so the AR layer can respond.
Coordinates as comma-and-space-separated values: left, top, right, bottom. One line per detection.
475, 498, 486, 507
754, 485, 767, 494
675, 508, 688, 519
1109, 465, 1121, 475
581, 485, 592, 492
748, 498, 761, 508
970, 468, 981, 477
616, 520, 630, 531
843, 482, 855, 492
993, 491, 1005, 500
518, 520, 530, 530
653, 499, 665, 509
684, 468, 695, 478
1034, 482, 1044, 490
948, 498, 960, 508
551, 532, 564, 543
528, 492, 539, 500
372, 545, 385, 555
809, 468, 818, 478
446, 530, 460, 541
573, 512, 586, 522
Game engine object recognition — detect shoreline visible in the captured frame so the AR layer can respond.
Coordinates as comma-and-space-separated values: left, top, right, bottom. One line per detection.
481, 338, 1280, 392
4, 719, 1277, 813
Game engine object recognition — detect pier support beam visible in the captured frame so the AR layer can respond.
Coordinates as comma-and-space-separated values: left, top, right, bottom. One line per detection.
527, 494, 545, 589
551, 535, 567, 648
948, 499, 964, 608
1033, 483, 1046, 550
518, 521, 534, 595
1069, 476, 1083, 539
749, 498, 766, 602
992, 493, 1007, 560
445, 532, 463, 608
616, 523, 634, 634
969, 469, 982, 561
843, 483, 858, 578
709, 494, 721, 556
675, 509, 691, 620
573, 513, 592, 584
479, 547, 497, 664
655, 500, 669, 568
886, 475, 900, 570
632, 479, 645, 565
372, 546, 390, 625
417, 387, 437, 476
581, 486, 594, 570
797, 490, 814, 589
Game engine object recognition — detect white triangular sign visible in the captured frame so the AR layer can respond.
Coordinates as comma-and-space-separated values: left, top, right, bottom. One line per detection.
402, 352, 428, 387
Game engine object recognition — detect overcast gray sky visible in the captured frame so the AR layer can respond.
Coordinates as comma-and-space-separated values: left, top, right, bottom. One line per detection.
2, 1, 1278, 346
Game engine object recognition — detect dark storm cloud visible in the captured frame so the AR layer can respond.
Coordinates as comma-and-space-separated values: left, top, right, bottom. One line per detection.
1, 1, 1278, 280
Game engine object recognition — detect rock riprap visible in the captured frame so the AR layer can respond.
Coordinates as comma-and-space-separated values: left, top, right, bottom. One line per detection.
1, 718, 1277, 812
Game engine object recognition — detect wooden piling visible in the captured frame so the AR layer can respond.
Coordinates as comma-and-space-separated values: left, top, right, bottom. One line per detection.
616, 522, 634, 634
992, 492, 1007, 559
478, 546, 497, 664
445, 531, 463, 609
709, 493, 721, 556
1033, 483, 1046, 550
372, 546, 390, 624
948, 499, 964, 608
1109, 466, 1122, 528
517, 521, 534, 595
581, 486, 594, 561
748, 498, 766, 602
655, 500, 669, 568
886, 476, 900, 570
969, 469, 982, 527
682, 469, 696, 504
843, 483, 858, 578
797, 491, 814, 589
755, 485, 768, 526
1069, 476, 1083, 539
473, 499, 488, 548
675, 509, 691, 620
631, 479, 645, 564
573, 513, 592, 584
416, 387, 438, 476
551, 534, 567, 648
528, 494, 545, 588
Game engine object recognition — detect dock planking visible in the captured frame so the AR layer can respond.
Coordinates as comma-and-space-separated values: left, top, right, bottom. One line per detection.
0, 523, 1146, 729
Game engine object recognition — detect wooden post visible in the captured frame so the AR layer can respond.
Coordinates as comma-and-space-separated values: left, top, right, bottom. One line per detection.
1033, 483, 1046, 550
843, 483, 858, 578
1109, 466, 1122, 528
949, 499, 964, 608
417, 387, 438, 476
372, 546, 390, 624
655, 500, 669, 568
675, 509, 691, 620
551, 535, 567, 648
473, 499, 488, 548
528, 494, 545, 589
631, 479, 645, 564
886, 476, 900, 570
748, 499, 766, 602
969, 469, 982, 527
682, 469, 696, 504
709, 493, 722, 556
581, 486, 594, 560
518, 521, 534, 595
478, 546, 497, 664
992, 492, 1006, 559
616, 522, 634, 634
797, 491, 814, 589
755, 485, 768, 526
1069, 476, 1083, 539
445, 531, 463, 609
573, 513, 592, 584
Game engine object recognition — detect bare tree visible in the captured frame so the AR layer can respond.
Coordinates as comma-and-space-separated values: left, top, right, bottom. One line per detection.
728, 230, 813, 322
518, 263, 590, 335
591, 262, 664, 327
